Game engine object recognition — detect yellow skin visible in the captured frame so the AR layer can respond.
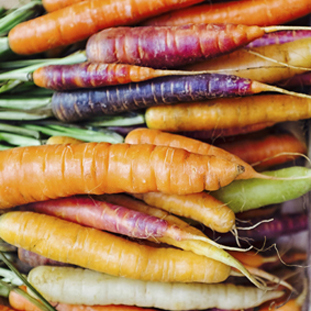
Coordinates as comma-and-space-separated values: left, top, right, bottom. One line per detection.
0, 211, 231, 284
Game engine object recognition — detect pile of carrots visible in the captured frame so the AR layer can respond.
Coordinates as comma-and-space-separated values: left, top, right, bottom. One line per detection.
0, 0, 310, 311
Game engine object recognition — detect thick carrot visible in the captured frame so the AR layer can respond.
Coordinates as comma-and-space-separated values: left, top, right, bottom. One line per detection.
215, 132, 308, 170
51, 73, 306, 123
142, 0, 311, 26
42, 0, 86, 12
0, 142, 244, 209
125, 128, 271, 180
32, 62, 218, 91
184, 37, 311, 84
25, 266, 283, 310
8, 0, 204, 55
86, 23, 267, 69
144, 94, 311, 132
0, 211, 231, 283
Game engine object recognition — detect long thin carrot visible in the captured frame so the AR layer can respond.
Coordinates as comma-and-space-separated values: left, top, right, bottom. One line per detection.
0, 142, 244, 209
125, 128, 273, 180
0, 211, 231, 284
142, 0, 311, 26
215, 132, 308, 170
144, 94, 311, 132
8, 0, 204, 55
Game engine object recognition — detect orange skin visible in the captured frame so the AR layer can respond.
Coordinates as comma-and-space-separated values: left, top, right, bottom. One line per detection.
8, 0, 204, 55
143, 0, 311, 27
0, 142, 243, 209
42, 0, 86, 12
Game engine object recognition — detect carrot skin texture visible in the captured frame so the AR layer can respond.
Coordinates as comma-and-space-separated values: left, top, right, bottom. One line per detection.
216, 133, 308, 170
0, 143, 243, 209
212, 166, 311, 213
143, 0, 311, 26
145, 95, 311, 132
8, 0, 204, 55
125, 128, 260, 180
51, 73, 255, 122
19, 196, 170, 239
33, 62, 191, 91
0, 212, 231, 283
86, 24, 265, 69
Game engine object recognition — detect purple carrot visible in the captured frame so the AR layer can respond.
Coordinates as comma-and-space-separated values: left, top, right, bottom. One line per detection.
277, 71, 311, 89
51, 73, 282, 122
246, 30, 311, 48
18, 248, 72, 268
86, 23, 267, 69
18, 196, 171, 239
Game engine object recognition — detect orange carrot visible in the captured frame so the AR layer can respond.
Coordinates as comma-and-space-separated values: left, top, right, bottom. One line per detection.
216, 132, 308, 170
125, 128, 270, 180
42, 0, 86, 12
8, 0, 204, 55
0, 142, 244, 209
0, 211, 231, 283
9, 286, 156, 311
45, 136, 84, 145
143, 0, 311, 27
144, 94, 311, 132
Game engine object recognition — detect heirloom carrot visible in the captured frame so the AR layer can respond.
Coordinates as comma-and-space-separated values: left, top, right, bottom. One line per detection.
8, 0, 204, 55
0, 211, 231, 284
0, 142, 244, 209
143, 0, 311, 26
86, 23, 268, 69
46, 136, 84, 145
125, 128, 271, 180
216, 132, 308, 170
144, 94, 311, 132
42, 0, 86, 12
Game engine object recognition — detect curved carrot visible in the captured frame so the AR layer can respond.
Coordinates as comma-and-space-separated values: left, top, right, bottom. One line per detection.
86, 23, 266, 68
0, 143, 244, 209
8, 0, 204, 55
216, 132, 307, 170
0, 211, 231, 283
142, 0, 311, 26
144, 95, 311, 132
125, 128, 272, 180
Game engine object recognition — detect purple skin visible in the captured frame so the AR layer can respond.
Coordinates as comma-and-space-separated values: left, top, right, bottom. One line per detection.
51, 73, 254, 122
19, 196, 169, 239
203, 212, 308, 246
277, 71, 311, 88
86, 24, 263, 69
246, 30, 311, 48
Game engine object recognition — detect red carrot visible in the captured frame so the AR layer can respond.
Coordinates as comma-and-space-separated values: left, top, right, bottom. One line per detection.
142, 0, 311, 27
86, 23, 267, 68
8, 0, 204, 55
215, 132, 308, 170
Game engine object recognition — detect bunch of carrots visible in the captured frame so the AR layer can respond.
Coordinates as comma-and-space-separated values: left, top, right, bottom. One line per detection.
0, 0, 309, 311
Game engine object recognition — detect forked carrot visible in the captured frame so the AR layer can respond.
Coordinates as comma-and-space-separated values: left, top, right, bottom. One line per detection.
0, 142, 244, 209
8, 0, 204, 55
142, 0, 311, 26
144, 94, 311, 132
0, 211, 231, 284
125, 128, 275, 180
215, 132, 307, 170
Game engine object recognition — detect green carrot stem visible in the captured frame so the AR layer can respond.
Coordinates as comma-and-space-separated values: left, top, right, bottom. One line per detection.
87, 112, 146, 126
0, 123, 40, 138
0, 96, 51, 110
0, 37, 13, 59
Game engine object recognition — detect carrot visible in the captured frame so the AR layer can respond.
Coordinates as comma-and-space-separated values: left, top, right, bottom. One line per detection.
0, 211, 231, 284
42, 0, 86, 12
125, 128, 274, 180
132, 191, 235, 232
0, 306, 17, 311
184, 37, 311, 84
144, 94, 311, 132
142, 0, 311, 27
278, 71, 311, 89
85, 23, 269, 69
8, 0, 204, 55
215, 132, 308, 170
19, 194, 266, 288
45, 136, 84, 145
51, 72, 309, 123
0, 143, 244, 209
180, 122, 276, 140
25, 266, 283, 310
211, 166, 311, 213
